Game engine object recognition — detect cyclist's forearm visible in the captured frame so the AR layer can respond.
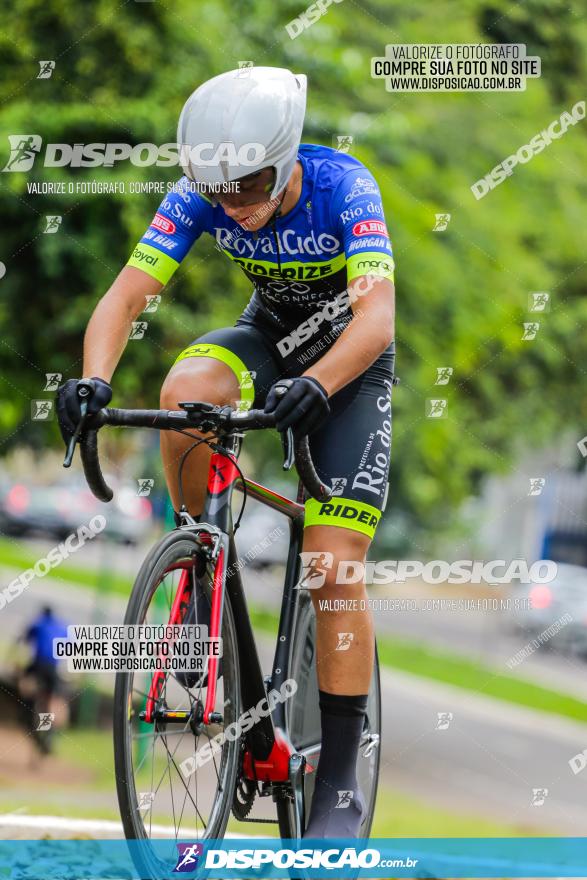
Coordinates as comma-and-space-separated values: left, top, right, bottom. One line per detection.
83, 297, 134, 381
82, 267, 162, 381
304, 278, 395, 396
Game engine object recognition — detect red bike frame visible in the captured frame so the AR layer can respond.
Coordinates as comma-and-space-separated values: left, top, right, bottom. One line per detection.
145, 445, 311, 784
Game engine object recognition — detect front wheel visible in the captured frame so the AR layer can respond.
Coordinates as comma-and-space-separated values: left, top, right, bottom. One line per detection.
278, 590, 381, 838
113, 530, 241, 876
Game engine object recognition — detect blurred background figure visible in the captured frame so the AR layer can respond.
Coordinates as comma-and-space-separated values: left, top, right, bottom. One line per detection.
16, 605, 70, 758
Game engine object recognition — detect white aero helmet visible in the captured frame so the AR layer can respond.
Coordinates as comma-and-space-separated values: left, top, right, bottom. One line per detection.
177, 67, 307, 199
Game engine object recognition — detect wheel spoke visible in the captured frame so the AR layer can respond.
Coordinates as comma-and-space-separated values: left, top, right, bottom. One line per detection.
117, 545, 238, 844
158, 733, 208, 831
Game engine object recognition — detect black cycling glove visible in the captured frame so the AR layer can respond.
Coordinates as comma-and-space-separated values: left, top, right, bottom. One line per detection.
264, 376, 330, 439
56, 377, 112, 445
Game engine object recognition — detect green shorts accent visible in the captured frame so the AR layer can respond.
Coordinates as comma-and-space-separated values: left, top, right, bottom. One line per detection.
127, 243, 179, 285
304, 496, 381, 539
173, 343, 255, 403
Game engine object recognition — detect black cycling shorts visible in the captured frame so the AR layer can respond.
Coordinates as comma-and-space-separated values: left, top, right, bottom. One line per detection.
173, 322, 396, 540
26, 659, 60, 697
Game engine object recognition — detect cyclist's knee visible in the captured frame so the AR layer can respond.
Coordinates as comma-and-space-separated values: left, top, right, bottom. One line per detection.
314, 563, 367, 603
160, 358, 240, 410
303, 527, 370, 602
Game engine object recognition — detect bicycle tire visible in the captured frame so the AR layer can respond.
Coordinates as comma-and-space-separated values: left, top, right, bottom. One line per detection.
277, 590, 381, 838
113, 529, 241, 872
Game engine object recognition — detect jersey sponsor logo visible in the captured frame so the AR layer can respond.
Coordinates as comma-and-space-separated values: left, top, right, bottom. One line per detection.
216, 227, 340, 257
352, 377, 392, 498
366, 199, 383, 215
342, 201, 383, 225
131, 246, 159, 268
340, 206, 363, 224
234, 258, 335, 280
352, 220, 388, 237
347, 236, 391, 253
356, 258, 394, 273
316, 502, 379, 530
344, 176, 379, 202
143, 229, 178, 250
160, 198, 194, 226
264, 279, 312, 295
150, 212, 176, 235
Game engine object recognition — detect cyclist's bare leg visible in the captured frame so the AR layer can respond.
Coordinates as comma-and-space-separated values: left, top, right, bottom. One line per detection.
160, 359, 240, 514
302, 524, 374, 837
303, 525, 373, 694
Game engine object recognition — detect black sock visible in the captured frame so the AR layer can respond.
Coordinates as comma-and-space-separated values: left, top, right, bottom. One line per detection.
303, 691, 368, 839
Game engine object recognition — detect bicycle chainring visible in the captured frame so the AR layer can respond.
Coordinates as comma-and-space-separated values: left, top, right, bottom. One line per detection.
232, 773, 257, 820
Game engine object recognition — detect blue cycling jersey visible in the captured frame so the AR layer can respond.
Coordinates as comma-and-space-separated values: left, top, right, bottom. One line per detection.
128, 144, 394, 334
26, 614, 68, 666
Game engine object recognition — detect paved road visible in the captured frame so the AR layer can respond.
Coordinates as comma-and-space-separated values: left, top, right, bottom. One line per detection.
2, 563, 587, 833
11, 533, 587, 700
379, 667, 587, 834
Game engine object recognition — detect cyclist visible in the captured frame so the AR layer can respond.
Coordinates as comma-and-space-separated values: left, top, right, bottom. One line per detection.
57, 67, 396, 838
18, 605, 68, 753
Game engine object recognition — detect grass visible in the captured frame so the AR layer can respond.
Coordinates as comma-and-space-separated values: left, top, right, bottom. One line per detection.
375, 638, 587, 722
3, 538, 587, 723
247, 606, 587, 723
0, 537, 131, 595
0, 788, 528, 837
369, 786, 536, 837
54, 727, 115, 788
0, 719, 534, 838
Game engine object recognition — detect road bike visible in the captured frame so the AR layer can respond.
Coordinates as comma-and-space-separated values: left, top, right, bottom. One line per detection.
64, 380, 381, 874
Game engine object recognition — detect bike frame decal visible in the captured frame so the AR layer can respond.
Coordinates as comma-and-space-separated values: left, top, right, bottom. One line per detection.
237, 477, 304, 519
203, 545, 225, 724
207, 451, 240, 496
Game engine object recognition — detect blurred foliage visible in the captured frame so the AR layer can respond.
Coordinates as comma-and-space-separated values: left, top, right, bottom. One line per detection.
0, 0, 586, 548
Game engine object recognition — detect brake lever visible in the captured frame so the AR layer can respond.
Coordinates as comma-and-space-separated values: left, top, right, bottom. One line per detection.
281, 427, 295, 471
271, 385, 295, 472
63, 380, 94, 468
